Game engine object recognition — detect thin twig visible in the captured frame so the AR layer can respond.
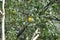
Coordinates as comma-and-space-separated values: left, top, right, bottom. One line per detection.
17, 26, 27, 38
43, 15, 60, 21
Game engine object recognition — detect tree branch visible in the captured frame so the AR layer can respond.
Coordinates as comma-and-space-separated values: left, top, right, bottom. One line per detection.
31, 28, 40, 40
2, 0, 5, 40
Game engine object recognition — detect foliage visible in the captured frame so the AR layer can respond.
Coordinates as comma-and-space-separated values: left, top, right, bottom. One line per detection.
4, 0, 60, 40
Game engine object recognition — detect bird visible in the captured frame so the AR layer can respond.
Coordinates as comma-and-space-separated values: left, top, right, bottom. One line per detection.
28, 17, 33, 22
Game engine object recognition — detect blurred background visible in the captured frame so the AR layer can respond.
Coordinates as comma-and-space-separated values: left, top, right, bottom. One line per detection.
0, 0, 60, 40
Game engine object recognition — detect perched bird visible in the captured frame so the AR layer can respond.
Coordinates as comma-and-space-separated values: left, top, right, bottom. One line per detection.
28, 17, 33, 22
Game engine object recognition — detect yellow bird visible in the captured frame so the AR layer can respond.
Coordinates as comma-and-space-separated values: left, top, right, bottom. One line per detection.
28, 17, 33, 22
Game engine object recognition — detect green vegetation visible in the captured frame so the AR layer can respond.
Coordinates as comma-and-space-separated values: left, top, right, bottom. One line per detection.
0, 0, 60, 40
